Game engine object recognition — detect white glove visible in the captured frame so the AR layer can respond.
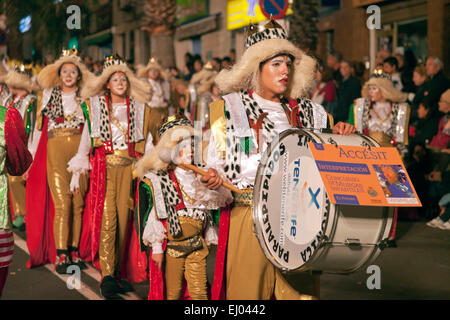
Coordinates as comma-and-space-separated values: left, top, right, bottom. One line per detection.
70, 172, 80, 193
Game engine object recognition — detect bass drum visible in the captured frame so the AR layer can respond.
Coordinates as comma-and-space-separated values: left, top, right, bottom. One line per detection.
253, 128, 394, 274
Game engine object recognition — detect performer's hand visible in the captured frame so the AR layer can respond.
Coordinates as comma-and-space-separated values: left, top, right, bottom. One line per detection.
22, 167, 30, 180
72, 188, 79, 195
333, 122, 356, 135
200, 168, 223, 190
152, 253, 164, 272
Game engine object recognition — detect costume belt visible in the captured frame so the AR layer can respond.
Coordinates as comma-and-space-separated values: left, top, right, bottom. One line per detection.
105, 149, 134, 168
47, 127, 81, 139
233, 188, 253, 207
166, 233, 203, 258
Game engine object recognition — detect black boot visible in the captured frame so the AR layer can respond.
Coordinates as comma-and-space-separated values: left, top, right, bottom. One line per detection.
55, 250, 70, 274
68, 247, 87, 270
116, 278, 134, 294
100, 276, 123, 300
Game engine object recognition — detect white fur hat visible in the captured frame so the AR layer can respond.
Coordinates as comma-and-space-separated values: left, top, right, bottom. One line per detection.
5, 64, 39, 93
37, 48, 94, 91
215, 18, 317, 99
81, 54, 152, 103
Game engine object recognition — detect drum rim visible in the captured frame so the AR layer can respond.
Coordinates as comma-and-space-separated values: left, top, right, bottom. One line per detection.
252, 128, 323, 271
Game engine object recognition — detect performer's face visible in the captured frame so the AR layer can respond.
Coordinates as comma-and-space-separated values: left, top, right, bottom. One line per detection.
259, 55, 292, 97
107, 72, 128, 97
59, 63, 79, 88
148, 68, 160, 80
368, 84, 383, 102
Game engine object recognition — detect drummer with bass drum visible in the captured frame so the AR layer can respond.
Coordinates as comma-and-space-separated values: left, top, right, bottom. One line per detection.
200, 18, 355, 300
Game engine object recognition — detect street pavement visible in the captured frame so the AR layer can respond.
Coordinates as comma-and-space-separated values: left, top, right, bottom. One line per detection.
2, 220, 449, 300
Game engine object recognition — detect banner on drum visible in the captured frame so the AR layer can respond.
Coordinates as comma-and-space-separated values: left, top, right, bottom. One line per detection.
308, 143, 421, 207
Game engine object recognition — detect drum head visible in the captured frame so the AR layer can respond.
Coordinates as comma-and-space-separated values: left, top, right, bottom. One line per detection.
253, 129, 331, 271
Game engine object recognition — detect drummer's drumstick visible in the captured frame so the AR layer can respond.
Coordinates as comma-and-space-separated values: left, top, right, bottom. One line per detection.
158, 147, 244, 195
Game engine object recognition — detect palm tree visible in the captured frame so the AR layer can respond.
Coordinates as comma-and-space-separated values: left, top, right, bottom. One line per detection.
142, 0, 177, 68
289, 0, 319, 53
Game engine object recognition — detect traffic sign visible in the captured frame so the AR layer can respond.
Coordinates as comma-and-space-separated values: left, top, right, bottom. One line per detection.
259, 0, 289, 20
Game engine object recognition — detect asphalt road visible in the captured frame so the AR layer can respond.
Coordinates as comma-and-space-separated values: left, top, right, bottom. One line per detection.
2, 220, 449, 300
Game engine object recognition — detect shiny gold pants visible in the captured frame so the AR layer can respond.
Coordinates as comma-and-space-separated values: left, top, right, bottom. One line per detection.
8, 175, 26, 217
165, 217, 209, 300
148, 107, 168, 144
47, 133, 88, 250
99, 162, 133, 277
226, 205, 319, 300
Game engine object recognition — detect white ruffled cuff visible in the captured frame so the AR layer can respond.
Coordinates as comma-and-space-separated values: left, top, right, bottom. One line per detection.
70, 172, 80, 193
142, 214, 167, 248
204, 224, 219, 246
67, 154, 90, 175
151, 243, 164, 255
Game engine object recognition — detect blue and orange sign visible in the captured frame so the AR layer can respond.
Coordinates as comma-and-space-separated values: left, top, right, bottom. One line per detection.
308, 143, 422, 207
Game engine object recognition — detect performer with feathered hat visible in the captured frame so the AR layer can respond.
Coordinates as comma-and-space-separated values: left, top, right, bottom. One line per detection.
200, 18, 355, 300
26, 47, 94, 273
3, 63, 38, 230
137, 57, 172, 144
68, 54, 153, 299
135, 115, 232, 300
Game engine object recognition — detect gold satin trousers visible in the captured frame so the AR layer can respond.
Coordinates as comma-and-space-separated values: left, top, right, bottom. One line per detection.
99, 159, 133, 277
47, 132, 88, 250
165, 216, 209, 300
226, 205, 320, 300
8, 175, 26, 217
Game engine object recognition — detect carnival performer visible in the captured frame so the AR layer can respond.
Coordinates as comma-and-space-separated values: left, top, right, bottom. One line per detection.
26, 47, 94, 272
137, 57, 172, 144
68, 54, 153, 299
135, 115, 232, 300
350, 70, 410, 154
200, 18, 355, 300
0, 97, 33, 297
185, 62, 218, 130
350, 70, 411, 248
3, 64, 38, 230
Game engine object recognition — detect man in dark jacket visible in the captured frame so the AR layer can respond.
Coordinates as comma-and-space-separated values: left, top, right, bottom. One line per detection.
425, 57, 450, 115
335, 60, 361, 123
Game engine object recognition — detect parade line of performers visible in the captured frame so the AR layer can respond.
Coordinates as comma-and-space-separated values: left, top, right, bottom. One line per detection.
0, 18, 410, 300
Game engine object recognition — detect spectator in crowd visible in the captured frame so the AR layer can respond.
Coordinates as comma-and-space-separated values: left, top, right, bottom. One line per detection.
327, 51, 342, 86
383, 57, 403, 91
406, 98, 440, 216
221, 56, 233, 70
311, 65, 337, 116
211, 57, 222, 71
193, 55, 203, 73
376, 49, 391, 67
93, 60, 103, 76
167, 66, 181, 80
335, 60, 361, 123
183, 52, 194, 81
425, 56, 450, 114
399, 49, 417, 93
423, 90, 450, 219
427, 192, 450, 230
429, 89, 450, 150
409, 65, 429, 119
352, 60, 367, 85
229, 49, 236, 63
83, 55, 93, 72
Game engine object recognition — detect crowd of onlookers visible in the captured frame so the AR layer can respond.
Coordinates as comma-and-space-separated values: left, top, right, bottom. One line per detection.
309, 49, 450, 230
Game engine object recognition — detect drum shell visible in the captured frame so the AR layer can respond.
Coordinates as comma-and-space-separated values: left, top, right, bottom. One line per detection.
253, 129, 394, 274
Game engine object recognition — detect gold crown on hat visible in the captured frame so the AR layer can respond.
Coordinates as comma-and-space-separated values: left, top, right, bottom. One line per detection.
13, 63, 33, 77
370, 68, 392, 81
245, 15, 287, 48
104, 53, 127, 69
62, 45, 78, 57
